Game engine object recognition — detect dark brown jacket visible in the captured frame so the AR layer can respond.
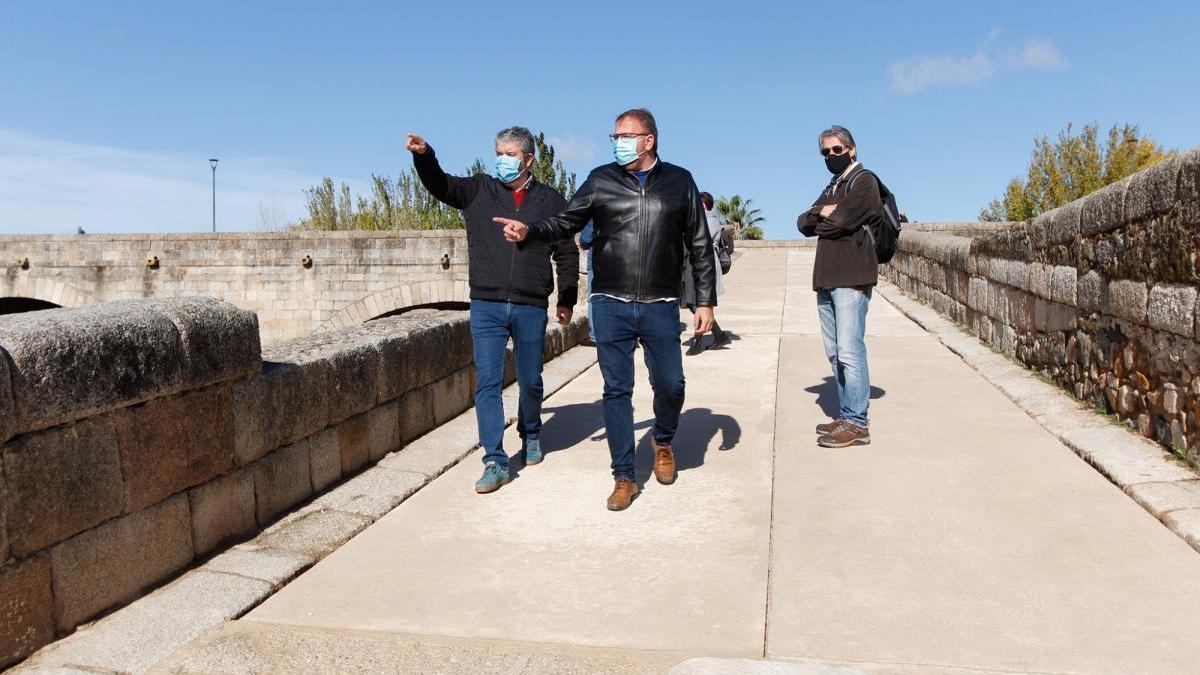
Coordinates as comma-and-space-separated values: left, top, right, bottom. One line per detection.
798, 164, 881, 290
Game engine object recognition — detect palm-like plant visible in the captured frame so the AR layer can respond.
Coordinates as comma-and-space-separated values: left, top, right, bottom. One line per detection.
714, 194, 765, 239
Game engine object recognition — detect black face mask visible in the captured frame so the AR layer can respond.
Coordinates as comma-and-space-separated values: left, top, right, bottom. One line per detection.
824, 152, 853, 175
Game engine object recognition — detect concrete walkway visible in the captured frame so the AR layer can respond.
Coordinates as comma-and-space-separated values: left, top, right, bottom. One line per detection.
159, 248, 1200, 674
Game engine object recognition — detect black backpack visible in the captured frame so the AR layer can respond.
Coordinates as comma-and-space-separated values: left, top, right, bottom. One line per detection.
848, 170, 902, 264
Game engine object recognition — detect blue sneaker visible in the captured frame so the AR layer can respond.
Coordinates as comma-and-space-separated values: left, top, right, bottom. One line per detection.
475, 462, 510, 494
524, 437, 543, 465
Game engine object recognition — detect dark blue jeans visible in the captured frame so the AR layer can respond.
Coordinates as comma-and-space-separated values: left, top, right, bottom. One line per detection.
470, 299, 547, 468
591, 297, 685, 481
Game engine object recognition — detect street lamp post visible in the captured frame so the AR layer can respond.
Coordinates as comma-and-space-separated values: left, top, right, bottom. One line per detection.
209, 158, 219, 232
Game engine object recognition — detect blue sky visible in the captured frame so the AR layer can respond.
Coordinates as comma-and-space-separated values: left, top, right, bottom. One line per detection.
2, 1, 1197, 239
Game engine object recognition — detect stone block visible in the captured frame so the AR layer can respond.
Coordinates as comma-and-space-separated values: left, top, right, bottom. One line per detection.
337, 413, 370, 476
262, 359, 333, 450
231, 375, 269, 467
251, 509, 370, 560
1080, 175, 1131, 236
432, 368, 473, 425
967, 277, 987, 311
0, 353, 13, 445
299, 428, 338, 495
1109, 280, 1149, 325
1040, 199, 1083, 245
1050, 266, 1078, 306
367, 401, 401, 462
1125, 154, 1181, 222
254, 442, 313, 525
398, 384, 435, 444
0, 555, 54, 669
1147, 283, 1197, 337
113, 386, 236, 512
188, 468, 256, 555
311, 466, 426, 520
50, 494, 193, 631
1008, 289, 1035, 331
139, 297, 262, 387
204, 548, 312, 587
3, 420, 124, 556
1179, 147, 1200, 224
1078, 270, 1108, 313
1028, 263, 1052, 300
326, 342, 381, 424
0, 302, 185, 434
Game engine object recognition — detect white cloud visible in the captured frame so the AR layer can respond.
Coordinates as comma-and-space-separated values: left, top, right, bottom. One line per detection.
1008, 39, 1069, 71
0, 129, 335, 234
888, 35, 1067, 95
544, 132, 599, 166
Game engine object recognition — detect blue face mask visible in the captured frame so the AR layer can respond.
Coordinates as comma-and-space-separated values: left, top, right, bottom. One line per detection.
495, 155, 524, 183
612, 137, 642, 166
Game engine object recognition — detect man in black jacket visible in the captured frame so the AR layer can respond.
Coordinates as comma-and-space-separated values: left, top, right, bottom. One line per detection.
497, 108, 717, 511
407, 127, 578, 494
798, 125, 881, 448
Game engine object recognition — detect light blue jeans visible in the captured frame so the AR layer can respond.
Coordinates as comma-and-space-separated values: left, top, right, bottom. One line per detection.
816, 286, 872, 428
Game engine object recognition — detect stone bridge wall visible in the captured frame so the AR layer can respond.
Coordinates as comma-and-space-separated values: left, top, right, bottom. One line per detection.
0, 231, 473, 344
0, 297, 588, 667
883, 148, 1200, 465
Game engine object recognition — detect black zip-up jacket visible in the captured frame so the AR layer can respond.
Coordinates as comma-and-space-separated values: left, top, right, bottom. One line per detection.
523, 159, 717, 306
797, 164, 881, 290
413, 148, 578, 309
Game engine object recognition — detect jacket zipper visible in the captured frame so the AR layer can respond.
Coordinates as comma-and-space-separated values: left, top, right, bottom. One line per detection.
636, 179, 647, 301
505, 198, 519, 303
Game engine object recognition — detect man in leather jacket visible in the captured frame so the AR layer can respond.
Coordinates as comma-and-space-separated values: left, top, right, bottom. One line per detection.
497, 108, 717, 511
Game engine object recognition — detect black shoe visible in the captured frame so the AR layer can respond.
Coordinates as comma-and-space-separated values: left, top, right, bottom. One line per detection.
711, 332, 732, 349
685, 340, 705, 356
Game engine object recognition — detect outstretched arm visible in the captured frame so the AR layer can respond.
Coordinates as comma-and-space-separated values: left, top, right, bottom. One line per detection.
407, 133, 481, 210
497, 176, 597, 242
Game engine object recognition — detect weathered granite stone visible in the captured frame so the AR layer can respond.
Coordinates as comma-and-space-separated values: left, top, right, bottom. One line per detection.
1080, 175, 1131, 236
367, 401, 401, 462
307, 428, 341, 493
139, 297, 261, 387
251, 509, 370, 560
0, 555, 53, 669
398, 384, 435, 444
967, 277, 987, 311
204, 547, 312, 587
261, 359, 333, 450
326, 341, 381, 424
432, 367, 473, 425
1041, 199, 1083, 245
1125, 154, 1181, 222
231, 375, 269, 467
1109, 280, 1149, 324
253, 441, 313, 525
1162, 509, 1200, 554
188, 467, 256, 555
1029, 263, 1052, 300
0, 353, 14, 445
3, 420, 124, 556
337, 413, 370, 476
1078, 270, 1108, 313
1147, 283, 1197, 337
1179, 147, 1200, 224
0, 463, 8, 561
50, 494, 193, 631
112, 385, 236, 512
1008, 289, 1035, 331
1050, 266, 1078, 306
0, 302, 185, 434
310, 466, 426, 520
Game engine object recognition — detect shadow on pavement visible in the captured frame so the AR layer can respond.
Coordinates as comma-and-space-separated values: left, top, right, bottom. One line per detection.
804, 376, 886, 419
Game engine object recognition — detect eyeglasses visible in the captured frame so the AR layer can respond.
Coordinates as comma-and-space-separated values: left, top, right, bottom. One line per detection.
820, 145, 848, 157
609, 132, 650, 141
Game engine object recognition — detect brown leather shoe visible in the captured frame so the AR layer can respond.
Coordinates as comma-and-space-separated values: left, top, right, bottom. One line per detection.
817, 421, 871, 448
816, 418, 845, 435
653, 442, 677, 485
607, 478, 641, 511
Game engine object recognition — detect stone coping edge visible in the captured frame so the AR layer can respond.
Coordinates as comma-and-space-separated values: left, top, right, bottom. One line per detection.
12, 346, 600, 674
875, 281, 1200, 554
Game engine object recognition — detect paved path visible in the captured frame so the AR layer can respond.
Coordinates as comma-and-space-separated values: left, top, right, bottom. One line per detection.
162, 248, 1200, 674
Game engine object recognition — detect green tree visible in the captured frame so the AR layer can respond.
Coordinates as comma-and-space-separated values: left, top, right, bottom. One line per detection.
714, 194, 765, 239
980, 122, 1175, 221
530, 132, 577, 199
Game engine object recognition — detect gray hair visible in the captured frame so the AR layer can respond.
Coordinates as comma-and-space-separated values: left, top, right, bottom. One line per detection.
818, 125, 856, 150
495, 126, 535, 156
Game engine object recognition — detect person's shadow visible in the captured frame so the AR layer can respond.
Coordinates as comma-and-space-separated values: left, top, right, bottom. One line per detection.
508, 399, 606, 474
804, 377, 886, 419
594, 407, 741, 486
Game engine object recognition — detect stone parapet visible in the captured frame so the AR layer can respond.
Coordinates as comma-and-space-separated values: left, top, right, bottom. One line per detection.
882, 147, 1200, 467
0, 297, 589, 668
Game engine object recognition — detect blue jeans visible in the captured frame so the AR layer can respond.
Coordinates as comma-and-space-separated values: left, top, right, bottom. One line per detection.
586, 249, 596, 341
591, 297, 685, 480
816, 286, 872, 427
470, 299, 548, 468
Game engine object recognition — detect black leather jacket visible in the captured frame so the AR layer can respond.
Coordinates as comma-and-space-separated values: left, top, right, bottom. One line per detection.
526, 159, 717, 306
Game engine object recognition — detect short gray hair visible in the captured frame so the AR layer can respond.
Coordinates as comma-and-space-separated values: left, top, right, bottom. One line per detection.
495, 126, 535, 156
818, 125, 856, 150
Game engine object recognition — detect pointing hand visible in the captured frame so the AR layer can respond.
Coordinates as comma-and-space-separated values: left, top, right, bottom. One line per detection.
405, 133, 428, 154
494, 217, 529, 242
